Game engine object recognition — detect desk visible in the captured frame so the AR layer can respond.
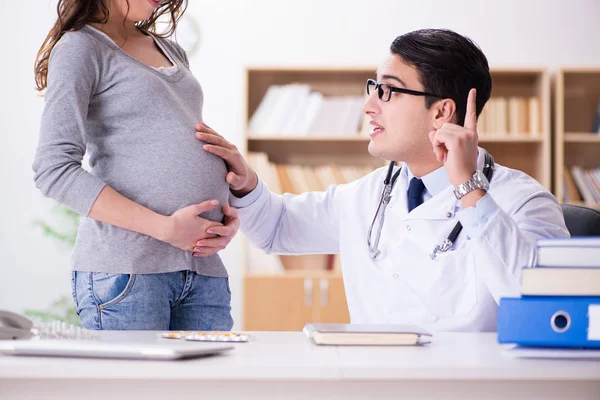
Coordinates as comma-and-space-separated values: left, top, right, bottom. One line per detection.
0, 332, 599, 399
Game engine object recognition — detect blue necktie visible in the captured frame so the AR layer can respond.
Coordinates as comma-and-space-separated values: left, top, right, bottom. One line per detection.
407, 178, 425, 213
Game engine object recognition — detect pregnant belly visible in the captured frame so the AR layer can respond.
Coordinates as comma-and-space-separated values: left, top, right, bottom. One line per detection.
96, 149, 229, 222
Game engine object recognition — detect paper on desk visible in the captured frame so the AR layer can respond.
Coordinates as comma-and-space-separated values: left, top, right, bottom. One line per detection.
503, 345, 600, 360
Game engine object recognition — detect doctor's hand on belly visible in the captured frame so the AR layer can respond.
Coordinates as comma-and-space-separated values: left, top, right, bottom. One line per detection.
195, 122, 258, 198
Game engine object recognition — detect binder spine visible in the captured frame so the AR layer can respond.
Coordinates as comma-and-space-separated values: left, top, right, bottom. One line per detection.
498, 297, 600, 349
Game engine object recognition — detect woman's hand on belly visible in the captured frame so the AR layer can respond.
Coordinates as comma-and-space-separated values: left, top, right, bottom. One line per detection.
158, 199, 223, 252
192, 204, 240, 257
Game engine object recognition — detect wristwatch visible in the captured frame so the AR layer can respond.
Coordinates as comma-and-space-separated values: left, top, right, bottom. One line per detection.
453, 170, 490, 200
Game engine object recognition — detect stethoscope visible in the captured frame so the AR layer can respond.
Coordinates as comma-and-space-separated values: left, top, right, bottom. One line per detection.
366, 149, 495, 260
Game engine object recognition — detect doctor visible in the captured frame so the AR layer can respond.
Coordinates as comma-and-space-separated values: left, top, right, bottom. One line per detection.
196, 29, 570, 331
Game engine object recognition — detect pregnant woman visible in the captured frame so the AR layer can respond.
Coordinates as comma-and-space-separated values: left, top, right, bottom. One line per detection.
32, 0, 238, 331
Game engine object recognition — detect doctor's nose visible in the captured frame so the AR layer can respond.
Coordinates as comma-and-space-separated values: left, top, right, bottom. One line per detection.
362, 91, 381, 116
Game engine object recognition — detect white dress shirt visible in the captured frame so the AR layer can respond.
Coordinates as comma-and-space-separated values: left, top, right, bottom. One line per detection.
230, 149, 570, 332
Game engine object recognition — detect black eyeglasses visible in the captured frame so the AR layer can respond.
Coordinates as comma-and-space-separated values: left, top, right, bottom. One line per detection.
366, 78, 445, 102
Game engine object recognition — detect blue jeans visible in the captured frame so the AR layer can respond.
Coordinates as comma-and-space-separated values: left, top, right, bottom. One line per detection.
71, 270, 233, 331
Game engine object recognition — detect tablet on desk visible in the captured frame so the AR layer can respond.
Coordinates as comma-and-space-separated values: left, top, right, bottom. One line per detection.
0, 339, 233, 361
303, 323, 432, 346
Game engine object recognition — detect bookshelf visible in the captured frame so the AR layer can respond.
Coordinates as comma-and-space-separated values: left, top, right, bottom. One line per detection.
242, 67, 376, 330
478, 68, 551, 189
555, 68, 600, 208
241, 66, 552, 330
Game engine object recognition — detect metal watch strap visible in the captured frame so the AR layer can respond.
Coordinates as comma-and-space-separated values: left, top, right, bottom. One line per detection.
453, 170, 489, 200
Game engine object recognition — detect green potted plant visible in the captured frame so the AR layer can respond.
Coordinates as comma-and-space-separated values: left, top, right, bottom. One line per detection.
26, 204, 82, 326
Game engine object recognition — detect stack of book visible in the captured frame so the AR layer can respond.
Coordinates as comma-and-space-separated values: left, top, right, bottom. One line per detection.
563, 165, 600, 205
248, 84, 367, 137
244, 152, 377, 274
477, 96, 541, 137
497, 237, 600, 348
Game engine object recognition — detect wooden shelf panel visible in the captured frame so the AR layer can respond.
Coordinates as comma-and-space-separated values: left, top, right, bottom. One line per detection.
555, 70, 600, 202
243, 273, 349, 330
246, 66, 376, 72
248, 136, 369, 142
247, 135, 546, 184
560, 67, 600, 74
481, 141, 545, 184
564, 143, 600, 170
561, 71, 600, 133
564, 132, 600, 143
248, 134, 544, 144
489, 69, 546, 98
246, 68, 374, 120
479, 134, 544, 143
247, 138, 377, 166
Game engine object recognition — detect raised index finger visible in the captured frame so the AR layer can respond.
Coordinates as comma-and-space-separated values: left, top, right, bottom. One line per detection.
463, 88, 477, 131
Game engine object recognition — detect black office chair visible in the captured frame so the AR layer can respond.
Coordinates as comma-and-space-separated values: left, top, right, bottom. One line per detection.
560, 204, 600, 237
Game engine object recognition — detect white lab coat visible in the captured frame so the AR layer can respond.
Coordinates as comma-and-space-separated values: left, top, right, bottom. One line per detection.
232, 150, 570, 332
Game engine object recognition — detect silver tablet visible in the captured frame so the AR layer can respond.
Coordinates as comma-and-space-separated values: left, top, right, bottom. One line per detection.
0, 339, 233, 360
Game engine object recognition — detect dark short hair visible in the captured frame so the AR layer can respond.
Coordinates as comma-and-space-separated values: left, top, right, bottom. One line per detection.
390, 29, 492, 126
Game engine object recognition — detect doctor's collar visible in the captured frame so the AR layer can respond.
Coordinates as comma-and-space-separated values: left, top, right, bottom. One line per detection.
405, 164, 450, 197
404, 149, 482, 197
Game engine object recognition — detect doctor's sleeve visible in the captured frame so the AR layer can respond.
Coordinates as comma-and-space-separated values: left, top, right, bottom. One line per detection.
229, 179, 341, 255
456, 191, 570, 304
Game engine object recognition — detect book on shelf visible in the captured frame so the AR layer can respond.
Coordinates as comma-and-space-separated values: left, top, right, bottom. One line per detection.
250, 153, 374, 195
248, 83, 366, 137
563, 168, 583, 203
569, 166, 600, 205
247, 152, 282, 194
477, 96, 541, 136
593, 98, 600, 134
245, 152, 375, 273
244, 152, 284, 274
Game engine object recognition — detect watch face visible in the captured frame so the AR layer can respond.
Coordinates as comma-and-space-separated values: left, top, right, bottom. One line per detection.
474, 170, 490, 189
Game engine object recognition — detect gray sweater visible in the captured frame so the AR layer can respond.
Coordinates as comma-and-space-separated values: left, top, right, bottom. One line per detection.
32, 25, 229, 276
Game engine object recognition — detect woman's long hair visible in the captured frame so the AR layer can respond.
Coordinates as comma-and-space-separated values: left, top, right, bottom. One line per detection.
34, 0, 187, 91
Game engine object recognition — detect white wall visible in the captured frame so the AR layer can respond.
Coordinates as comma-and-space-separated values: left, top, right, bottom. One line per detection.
1, 0, 599, 328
